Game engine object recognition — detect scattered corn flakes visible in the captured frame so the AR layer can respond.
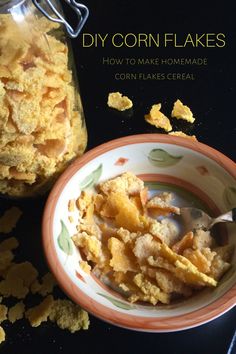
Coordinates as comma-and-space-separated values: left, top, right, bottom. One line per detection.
8, 301, 25, 323
49, 299, 90, 333
145, 104, 172, 132
107, 92, 133, 111
0, 261, 38, 299
169, 131, 197, 141
171, 99, 195, 123
25, 295, 54, 327
0, 207, 22, 233
31, 272, 57, 297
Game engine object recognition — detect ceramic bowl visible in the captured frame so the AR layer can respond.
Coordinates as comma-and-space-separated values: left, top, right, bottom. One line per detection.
42, 134, 236, 332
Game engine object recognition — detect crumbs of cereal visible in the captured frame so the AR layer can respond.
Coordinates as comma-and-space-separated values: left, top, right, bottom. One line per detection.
49, 299, 90, 333
25, 295, 54, 327
169, 131, 197, 141
8, 301, 25, 323
145, 104, 172, 132
171, 99, 195, 123
107, 92, 133, 111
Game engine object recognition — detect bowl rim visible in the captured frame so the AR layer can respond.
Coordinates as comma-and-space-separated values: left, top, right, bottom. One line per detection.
42, 133, 236, 332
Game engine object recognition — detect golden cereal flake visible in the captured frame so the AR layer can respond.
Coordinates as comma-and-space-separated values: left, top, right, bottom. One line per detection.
0, 304, 7, 323
182, 248, 214, 274
76, 191, 93, 217
145, 104, 172, 132
108, 237, 138, 273
116, 227, 140, 244
0, 326, 5, 344
0, 250, 14, 271
172, 232, 194, 254
155, 269, 192, 296
79, 260, 91, 274
209, 254, 231, 281
49, 299, 89, 333
148, 243, 217, 287
72, 232, 102, 263
25, 295, 54, 327
149, 219, 179, 246
169, 131, 197, 141
107, 92, 133, 111
99, 172, 144, 196
0, 207, 22, 234
146, 193, 180, 215
133, 234, 161, 266
132, 273, 170, 305
8, 301, 25, 323
68, 199, 76, 212
171, 99, 195, 123
31, 272, 57, 296
0, 262, 38, 299
193, 229, 214, 250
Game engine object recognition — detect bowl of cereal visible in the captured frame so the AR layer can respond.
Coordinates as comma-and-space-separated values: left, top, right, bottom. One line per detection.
42, 134, 236, 332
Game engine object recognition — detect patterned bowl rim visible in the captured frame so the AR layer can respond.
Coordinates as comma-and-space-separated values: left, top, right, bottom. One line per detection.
42, 133, 236, 332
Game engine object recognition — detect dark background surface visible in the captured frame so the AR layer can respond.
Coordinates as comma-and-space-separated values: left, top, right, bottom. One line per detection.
1, 1, 236, 353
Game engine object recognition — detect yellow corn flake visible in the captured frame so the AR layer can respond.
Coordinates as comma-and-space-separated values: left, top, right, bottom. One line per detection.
133, 234, 161, 266
68, 199, 76, 212
145, 104, 172, 132
0, 261, 38, 299
0, 207, 22, 234
146, 193, 180, 215
149, 219, 179, 246
25, 295, 54, 327
76, 191, 93, 217
172, 232, 194, 254
183, 248, 213, 274
169, 131, 197, 141
107, 92, 133, 111
209, 254, 231, 281
132, 273, 170, 305
99, 172, 144, 196
0, 250, 14, 271
8, 301, 25, 323
79, 260, 91, 274
49, 299, 89, 333
108, 237, 137, 273
0, 304, 7, 324
193, 229, 214, 250
72, 232, 102, 264
155, 269, 192, 296
0, 326, 5, 344
31, 272, 57, 297
171, 99, 195, 123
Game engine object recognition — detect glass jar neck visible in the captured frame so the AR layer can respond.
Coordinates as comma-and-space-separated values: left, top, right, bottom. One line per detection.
0, 0, 26, 12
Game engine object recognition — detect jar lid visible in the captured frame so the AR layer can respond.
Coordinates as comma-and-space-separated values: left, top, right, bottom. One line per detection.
32, 0, 89, 38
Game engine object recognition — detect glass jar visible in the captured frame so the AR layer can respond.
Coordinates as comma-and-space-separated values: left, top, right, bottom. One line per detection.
0, 0, 88, 197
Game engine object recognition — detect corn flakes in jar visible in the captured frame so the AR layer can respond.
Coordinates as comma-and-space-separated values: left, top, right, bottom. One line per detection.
0, 0, 88, 197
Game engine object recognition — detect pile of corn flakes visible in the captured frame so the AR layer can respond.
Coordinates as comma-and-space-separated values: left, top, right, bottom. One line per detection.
0, 14, 87, 197
72, 172, 233, 306
0, 207, 89, 344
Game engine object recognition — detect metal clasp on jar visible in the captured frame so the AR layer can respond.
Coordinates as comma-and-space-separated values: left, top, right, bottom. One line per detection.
32, 0, 89, 38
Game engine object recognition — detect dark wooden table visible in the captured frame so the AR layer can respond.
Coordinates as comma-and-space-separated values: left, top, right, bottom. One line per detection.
1, 1, 236, 353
